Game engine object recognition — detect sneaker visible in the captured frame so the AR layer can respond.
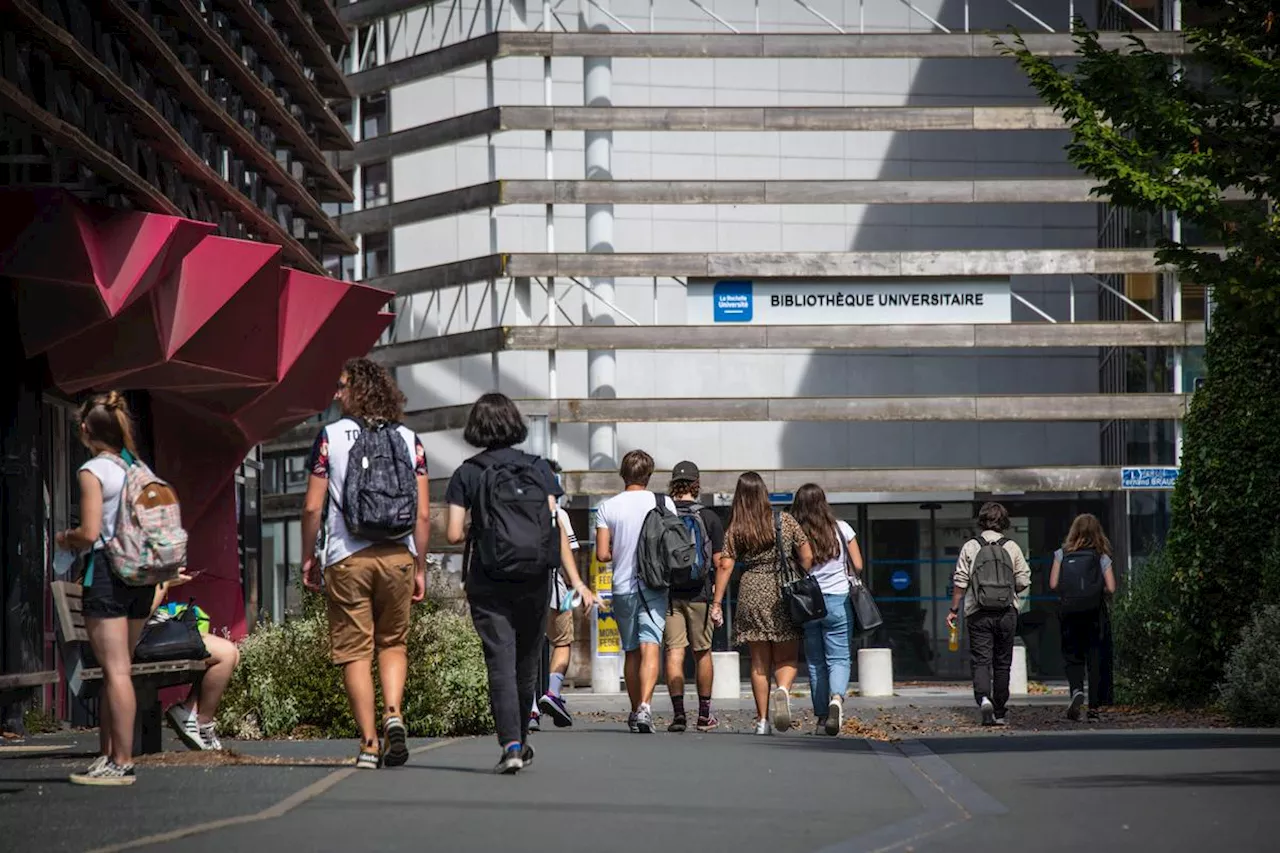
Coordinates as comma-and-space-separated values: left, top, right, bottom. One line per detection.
993, 715, 1008, 727
495, 745, 524, 774
813, 717, 828, 735
627, 712, 639, 733
1086, 709, 1101, 722
668, 714, 687, 733
635, 704, 654, 734
520, 742, 535, 767
979, 697, 996, 726
198, 722, 222, 751
771, 687, 792, 732
1066, 690, 1085, 722
754, 718, 773, 736
538, 692, 573, 728
695, 714, 719, 732
356, 747, 381, 770
382, 716, 409, 768
528, 711, 541, 732
825, 695, 843, 737
70, 759, 136, 786
165, 703, 205, 751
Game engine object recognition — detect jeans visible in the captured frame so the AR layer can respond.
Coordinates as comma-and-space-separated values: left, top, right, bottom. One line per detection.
804, 593, 853, 715
1060, 608, 1103, 707
966, 607, 1018, 715
467, 577, 549, 747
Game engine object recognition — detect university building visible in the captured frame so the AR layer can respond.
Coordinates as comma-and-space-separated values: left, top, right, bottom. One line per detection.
274, 0, 1199, 682
0, 0, 390, 724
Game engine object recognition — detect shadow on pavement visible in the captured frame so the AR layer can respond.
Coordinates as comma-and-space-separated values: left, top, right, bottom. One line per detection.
920, 731, 1280, 755
1031, 769, 1280, 788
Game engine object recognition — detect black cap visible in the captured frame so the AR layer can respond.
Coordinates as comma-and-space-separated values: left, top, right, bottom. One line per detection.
671, 460, 700, 482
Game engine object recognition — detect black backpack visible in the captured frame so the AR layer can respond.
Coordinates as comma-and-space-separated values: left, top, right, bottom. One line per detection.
670, 503, 713, 593
469, 452, 558, 580
636, 492, 697, 591
969, 536, 1017, 611
340, 421, 417, 542
1058, 548, 1105, 613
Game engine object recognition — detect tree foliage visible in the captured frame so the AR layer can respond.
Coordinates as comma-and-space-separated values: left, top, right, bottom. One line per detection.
1003, 4, 1280, 704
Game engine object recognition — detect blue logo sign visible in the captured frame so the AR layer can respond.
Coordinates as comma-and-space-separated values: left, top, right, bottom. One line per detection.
767, 492, 794, 505
713, 280, 753, 323
890, 570, 911, 591
1121, 467, 1179, 490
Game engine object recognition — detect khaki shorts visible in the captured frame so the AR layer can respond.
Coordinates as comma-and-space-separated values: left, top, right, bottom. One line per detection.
326, 543, 415, 665
547, 607, 574, 646
664, 599, 714, 653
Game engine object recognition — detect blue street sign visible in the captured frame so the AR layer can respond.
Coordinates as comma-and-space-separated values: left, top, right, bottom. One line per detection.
1121, 467, 1179, 490
890, 570, 911, 591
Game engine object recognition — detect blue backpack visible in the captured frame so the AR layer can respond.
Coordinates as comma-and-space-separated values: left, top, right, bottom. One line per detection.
671, 503, 713, 592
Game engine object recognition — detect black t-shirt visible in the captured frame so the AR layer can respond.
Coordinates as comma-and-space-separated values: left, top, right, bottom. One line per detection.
445, 448, 563, 593
671, 500, 726, 602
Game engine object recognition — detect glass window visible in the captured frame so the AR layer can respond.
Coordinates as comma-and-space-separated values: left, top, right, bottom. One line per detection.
361, 93, 388, 140
322, 170, 355, 218
323, 252, 356, 282
362, 161, 390, 208
362, 231, 391, 280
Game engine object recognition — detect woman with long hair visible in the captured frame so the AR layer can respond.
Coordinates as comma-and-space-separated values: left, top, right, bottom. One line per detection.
711, 472, 813, 735
55, 392, 150, 785
1049, 513, 1117, 722
790, 484, 864, 736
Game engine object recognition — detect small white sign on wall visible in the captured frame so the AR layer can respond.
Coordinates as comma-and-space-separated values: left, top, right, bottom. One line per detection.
687, 278, 1012, 325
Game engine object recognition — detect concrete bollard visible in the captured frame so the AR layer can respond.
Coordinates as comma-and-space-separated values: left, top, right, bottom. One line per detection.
857, 648, 894, 698
711, 651, 741, 700
1010, 643, 1029, 697
591, 654, 622, 694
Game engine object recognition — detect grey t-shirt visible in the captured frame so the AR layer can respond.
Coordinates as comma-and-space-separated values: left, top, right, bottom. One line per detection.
1054, 549, 1114, 574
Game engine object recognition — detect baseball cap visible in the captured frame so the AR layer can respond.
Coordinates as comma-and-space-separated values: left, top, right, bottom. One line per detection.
670, 460, 700, 482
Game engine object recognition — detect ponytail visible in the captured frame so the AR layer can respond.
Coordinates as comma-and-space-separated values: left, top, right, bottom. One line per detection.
79, 391, 138, 456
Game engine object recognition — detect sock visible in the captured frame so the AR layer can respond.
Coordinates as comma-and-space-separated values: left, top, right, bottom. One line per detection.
549, 672, 565, 697
671, 695, 686, 717
504, 740, 522, 753
698, 696, 712, 719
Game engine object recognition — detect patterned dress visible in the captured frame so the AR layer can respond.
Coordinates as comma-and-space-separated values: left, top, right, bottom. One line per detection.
723, 513, 810, 644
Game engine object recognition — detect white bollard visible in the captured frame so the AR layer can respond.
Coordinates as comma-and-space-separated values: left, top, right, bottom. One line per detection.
710, 651, 741, 700
591, 654, 622, 694
857, 648, 894, 698
1010, 643, 1029, 697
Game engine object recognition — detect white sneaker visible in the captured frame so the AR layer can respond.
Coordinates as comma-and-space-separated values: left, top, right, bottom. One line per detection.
770, 687, 792, 732
635, 703, 654, 734
165, 703, 206, 751
825, 695, 843, 736
199, 721, 222, 751
979, 697, 996, 726
754, 718, 773, 736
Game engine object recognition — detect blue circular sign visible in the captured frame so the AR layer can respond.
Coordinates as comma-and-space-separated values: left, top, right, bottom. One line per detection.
890, 570, 911, 591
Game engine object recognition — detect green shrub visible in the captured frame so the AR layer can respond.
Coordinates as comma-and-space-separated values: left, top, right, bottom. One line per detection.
218, 592, 492, 739
1111, 550, 1180, 705
1220, 605, 1280, 727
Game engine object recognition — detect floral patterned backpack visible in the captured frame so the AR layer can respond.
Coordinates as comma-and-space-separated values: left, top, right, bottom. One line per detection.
101, 450, 187, 586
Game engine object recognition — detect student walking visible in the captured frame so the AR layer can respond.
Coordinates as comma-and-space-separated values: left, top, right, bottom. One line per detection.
712, 472, 814, 735
946, 502, 1031, 726
531, 461, 582, 732
663, 461, 725, 733
302, 358, 430, 770
446, 393, 594, 773
790, 484, 863, 736
1050, 513, 1117, 722
594, 450, 677, 734
58, 392, 183, 786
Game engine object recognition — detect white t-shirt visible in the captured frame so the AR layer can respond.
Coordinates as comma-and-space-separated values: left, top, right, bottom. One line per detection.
80, 455, 126, 551
595, 489, 677, 596
810, 520, 857, 596
550, 507, 580, 607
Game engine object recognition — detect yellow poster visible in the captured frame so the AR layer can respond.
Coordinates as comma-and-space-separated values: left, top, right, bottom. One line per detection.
596, 609, 621, 655
589, 551, 612, 596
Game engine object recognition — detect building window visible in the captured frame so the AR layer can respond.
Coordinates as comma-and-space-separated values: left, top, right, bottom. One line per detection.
334, 100, 354, 140
322, 169, 355, 218
263, 453, 311, 495
362, 231, 391, 280
361, 93, 388, 140
362, 161, 390, 208
356, 25, 381, 72
323, 252, 356, 282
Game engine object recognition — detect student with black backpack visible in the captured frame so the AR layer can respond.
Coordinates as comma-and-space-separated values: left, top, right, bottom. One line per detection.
445, 393, 595, 773
302, 359, 430, 770
946, 502, 1031, 726
1049, 513, 1117, 722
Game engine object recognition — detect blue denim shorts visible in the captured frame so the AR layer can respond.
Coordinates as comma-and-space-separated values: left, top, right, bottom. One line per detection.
612, 588, 668, 652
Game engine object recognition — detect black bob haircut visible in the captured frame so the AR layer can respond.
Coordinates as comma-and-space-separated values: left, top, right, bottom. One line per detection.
463, 392, 528, 449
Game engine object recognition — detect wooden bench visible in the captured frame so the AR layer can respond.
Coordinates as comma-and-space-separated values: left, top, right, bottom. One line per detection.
0, 670, 58, 710
50, 581, 205, 755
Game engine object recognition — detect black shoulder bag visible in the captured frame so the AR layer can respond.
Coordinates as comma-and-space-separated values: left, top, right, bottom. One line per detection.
779, 513, 826, 627
838, 524, 883, 632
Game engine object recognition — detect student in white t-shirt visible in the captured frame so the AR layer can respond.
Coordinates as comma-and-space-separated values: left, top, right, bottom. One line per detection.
790, 484, 864, 737
594, 449, 676, 734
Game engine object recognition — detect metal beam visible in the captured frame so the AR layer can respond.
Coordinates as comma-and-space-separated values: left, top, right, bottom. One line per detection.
348, 31, 1189, 94
366, 249, 1167, 295
370, 322, 1206, 366
340, 0, 441, 28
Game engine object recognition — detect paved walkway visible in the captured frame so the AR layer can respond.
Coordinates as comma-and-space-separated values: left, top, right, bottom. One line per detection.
3, 717, 1279, 852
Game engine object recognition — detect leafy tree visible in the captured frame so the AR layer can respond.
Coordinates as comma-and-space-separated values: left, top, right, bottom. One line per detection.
1003, 5, 1280, 704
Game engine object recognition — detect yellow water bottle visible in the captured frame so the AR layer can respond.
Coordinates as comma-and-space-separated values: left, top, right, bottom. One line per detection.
948, 621, 960, 652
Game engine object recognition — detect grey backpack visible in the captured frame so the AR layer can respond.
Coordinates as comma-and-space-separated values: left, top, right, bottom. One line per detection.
340, 421, 417, 542
970, 537, 1017, 611
636, 492, 697, 591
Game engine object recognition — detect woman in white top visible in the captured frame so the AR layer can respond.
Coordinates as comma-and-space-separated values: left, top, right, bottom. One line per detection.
791, 484, 864, 737
55, 392, 154, 786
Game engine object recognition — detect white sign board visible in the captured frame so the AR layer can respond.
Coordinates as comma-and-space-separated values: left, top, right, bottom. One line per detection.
687, 278, 1012, 325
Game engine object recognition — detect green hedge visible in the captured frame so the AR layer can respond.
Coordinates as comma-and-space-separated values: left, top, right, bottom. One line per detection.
217, 593, 492, 739
1221, 605, 1280, 727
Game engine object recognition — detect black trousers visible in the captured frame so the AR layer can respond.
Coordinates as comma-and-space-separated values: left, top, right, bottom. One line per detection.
1060, 608, 1104, 707
467, 576, 549, 747
967, 607, 1018, 714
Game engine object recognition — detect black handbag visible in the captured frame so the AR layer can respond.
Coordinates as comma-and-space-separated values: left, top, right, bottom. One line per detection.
836, 524, 883, 632
778, 513, 827, 627
133, 600, 211, 663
